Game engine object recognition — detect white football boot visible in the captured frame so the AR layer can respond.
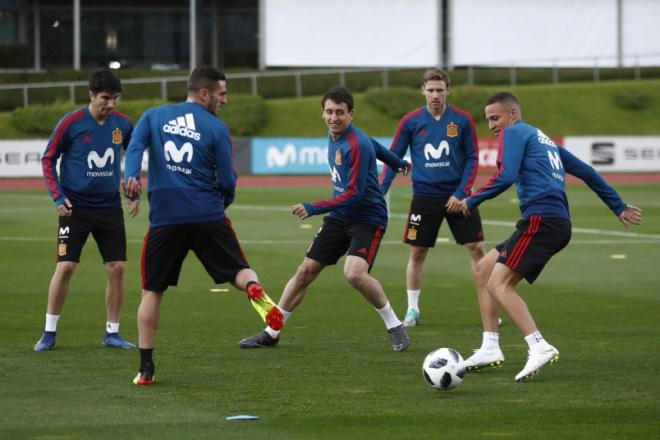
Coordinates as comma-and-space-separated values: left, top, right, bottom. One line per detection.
515, 345, 559, 382
463, 347, 505, 370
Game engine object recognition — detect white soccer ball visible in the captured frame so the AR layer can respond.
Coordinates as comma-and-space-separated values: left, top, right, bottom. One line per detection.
422, 347, 466, 390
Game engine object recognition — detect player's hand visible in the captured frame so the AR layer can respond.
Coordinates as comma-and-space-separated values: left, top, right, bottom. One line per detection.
618, 204, 642, 228
57, 198, 73, 217
454, 198, 470, 218
127, 198, 140, 217
291, 203, 310, 220
445, 196, 463, 214
399, 161, 412, 176
121, 177, 142, 199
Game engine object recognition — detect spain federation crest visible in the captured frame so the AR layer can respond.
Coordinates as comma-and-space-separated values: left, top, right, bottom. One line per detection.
407, 227, 417, 241
335, 150, 342, 165
447, 122, 458, 138
58, 242, 67, 257
112, 128, 123, 145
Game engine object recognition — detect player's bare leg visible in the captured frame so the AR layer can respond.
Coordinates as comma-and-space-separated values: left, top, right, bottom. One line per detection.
46, 261, 77, 315
487, 263, 558, 381
34, 261, 77, 352
344, 256, 408, 352
463, 249, 505, 370
102, 260, 134, 348
403, 245, 428, 326
238, 258, 324, 348
134, 289, 162, 385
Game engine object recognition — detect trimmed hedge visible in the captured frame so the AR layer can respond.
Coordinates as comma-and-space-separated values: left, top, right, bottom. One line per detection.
364, 87, 421, 119
10, 95, 268, 137
364, 86, 495, 122
218, 94, 268, 136
11, 100, 165, 137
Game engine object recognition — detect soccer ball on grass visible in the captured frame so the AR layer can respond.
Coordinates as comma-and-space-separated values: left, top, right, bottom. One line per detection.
422, 347, 465, 390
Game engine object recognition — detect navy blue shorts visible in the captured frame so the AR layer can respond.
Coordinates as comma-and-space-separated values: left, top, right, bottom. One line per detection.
306, 216, 385, 271
403, 195, 484, 247
56, 206, 126, 263
141, 218, 250, 293
495, 216, 571, 284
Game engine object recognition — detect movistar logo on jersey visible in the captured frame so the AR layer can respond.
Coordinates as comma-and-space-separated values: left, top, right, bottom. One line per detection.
424, 140, 450, 160
164, 140, 193, 175
162, 113, 201, 141
330, 166, 341, 183
86, 148, 115, 177
87, 148, 114, 169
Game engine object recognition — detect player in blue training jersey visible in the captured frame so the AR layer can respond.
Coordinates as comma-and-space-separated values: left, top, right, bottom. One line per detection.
239, 86, 410, 352
34, 68, 137, 352
123, 66, 281, 386
379, 69, 487, 329
452, 92, 642, 381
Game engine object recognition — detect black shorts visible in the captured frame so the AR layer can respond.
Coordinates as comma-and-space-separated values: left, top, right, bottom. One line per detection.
495, 216, 571, 284
403, 195, 484, 247
141, 218, 250, 293
306, 216, 385, 271
56, 206, 126, 263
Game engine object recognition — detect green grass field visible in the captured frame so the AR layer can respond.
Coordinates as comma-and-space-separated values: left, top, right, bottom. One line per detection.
1, 183, 659, 439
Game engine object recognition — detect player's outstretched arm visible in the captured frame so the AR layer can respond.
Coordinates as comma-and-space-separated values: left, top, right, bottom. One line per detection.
618, 204, 642, 228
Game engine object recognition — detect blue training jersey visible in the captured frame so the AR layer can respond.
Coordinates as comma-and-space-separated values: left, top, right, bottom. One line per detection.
124, 101, 236, 227
303, 124, 388, 228
467, 120, 627, 219
41, 106, 133, 208
379, 105, 479, 199
42, 106, 133, 209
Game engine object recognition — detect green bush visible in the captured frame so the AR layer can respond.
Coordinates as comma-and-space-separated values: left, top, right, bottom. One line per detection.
219, 94, 268, 136
11, 95, 267, 137
612, 89, 650, 110
450, 86, 494, 122
11, 100, 165, 136
364, 85, 492, 122
364, 87, 420, 119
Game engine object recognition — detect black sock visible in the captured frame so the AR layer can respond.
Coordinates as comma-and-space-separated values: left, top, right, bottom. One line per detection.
139, 348, 154, 371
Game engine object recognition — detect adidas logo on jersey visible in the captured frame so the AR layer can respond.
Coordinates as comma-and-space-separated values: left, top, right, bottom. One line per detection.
162, 113, 201, 141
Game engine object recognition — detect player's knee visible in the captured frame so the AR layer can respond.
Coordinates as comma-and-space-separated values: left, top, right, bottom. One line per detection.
343, 267, 366, 288
295, 262, 318, 284
55, 261, 77, 279
465, 242, 486, 260
105, 261, 125, 278
409, 247, 428, 265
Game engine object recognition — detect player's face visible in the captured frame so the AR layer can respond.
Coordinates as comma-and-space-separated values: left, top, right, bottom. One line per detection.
89, 91, 120, 119
485, 102, 516, 136
205, 80, 228, 115
322, 99, 353, 138
422, 80, 449, 114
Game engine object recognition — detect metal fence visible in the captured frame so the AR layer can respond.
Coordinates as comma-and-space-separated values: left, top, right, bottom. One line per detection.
0, 64, 656, 108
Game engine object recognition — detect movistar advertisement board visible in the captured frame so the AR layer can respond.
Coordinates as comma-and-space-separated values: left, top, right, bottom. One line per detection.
251, 137, 394, 174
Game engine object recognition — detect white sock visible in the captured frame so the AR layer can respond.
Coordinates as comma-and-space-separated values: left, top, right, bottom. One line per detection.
481, 331, 500, 351
106, 322, 120, 333
265, 306, 291, 339
406, 289, 420, 311
45, 314, 60, 332
376, 302, 402, 330
524, 331, 551, 351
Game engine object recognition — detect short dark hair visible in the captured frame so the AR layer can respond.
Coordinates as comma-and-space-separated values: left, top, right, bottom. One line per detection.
485, 92, 520, 108
321, 86, 354, 112
422, 68, 450, 88
188, 65, 226, 93
89, 68, 122, 94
